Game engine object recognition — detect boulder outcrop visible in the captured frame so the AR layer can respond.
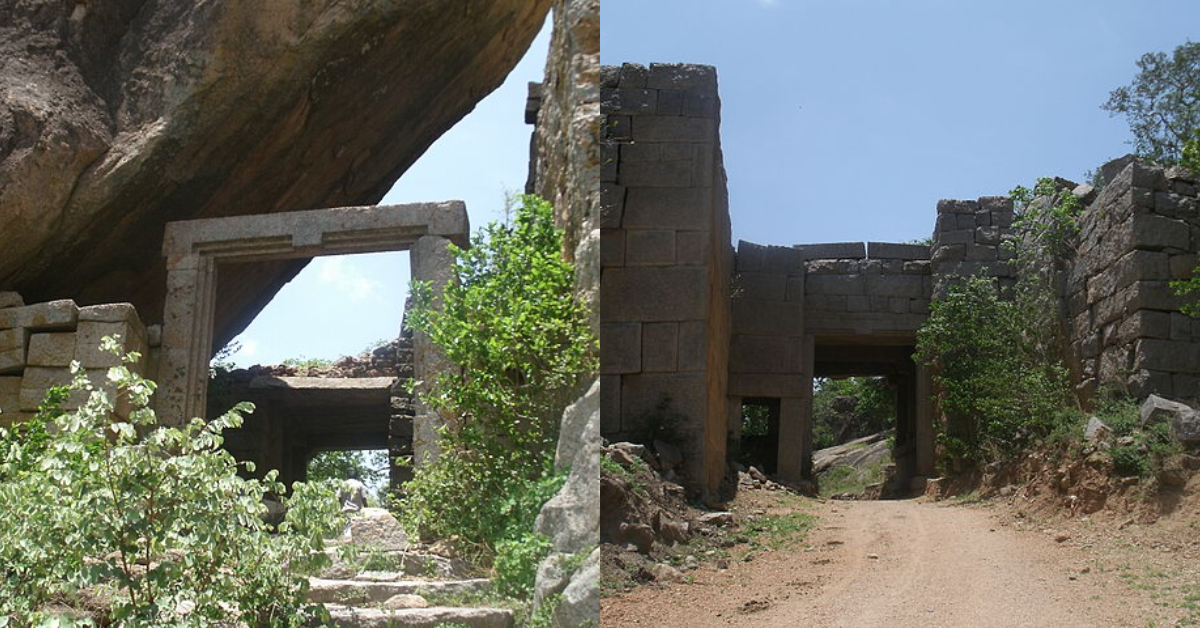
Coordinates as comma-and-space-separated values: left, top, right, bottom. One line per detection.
0, 0, 551, 349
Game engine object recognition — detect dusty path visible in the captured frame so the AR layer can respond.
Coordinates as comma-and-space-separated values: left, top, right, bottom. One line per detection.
603, 499, 1166, 627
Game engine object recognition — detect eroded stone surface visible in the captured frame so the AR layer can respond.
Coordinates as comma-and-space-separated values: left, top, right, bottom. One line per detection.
341, 508, 410, 552
325, 605, 512, 628
308, 578, 490, 605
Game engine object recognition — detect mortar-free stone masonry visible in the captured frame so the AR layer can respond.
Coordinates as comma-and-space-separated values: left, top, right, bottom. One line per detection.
600, 62, 1200, 499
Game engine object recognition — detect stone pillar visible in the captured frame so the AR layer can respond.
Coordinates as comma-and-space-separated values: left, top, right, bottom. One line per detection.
726, 396, 742, 460
160, 253, 217, 425
777, 396, 805, 483
799, 334, 816, 480
410, 235, 456, 466
915, 363, 936, 478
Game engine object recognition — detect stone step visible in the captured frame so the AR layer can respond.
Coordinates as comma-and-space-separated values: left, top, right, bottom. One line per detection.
319, 548, 472, 580
353, 566, 475, 582
326, 605, 513, 628
308, 577, 491, 605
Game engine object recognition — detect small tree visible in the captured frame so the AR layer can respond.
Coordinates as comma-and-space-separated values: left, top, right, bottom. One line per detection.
916, 276, 1071, 468
401, 194, 595, 595
0, 337, 345, 626
1102, 41, 1200, 165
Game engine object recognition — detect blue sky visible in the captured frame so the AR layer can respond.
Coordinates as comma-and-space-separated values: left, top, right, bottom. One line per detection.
220, 19, 551, 367
601, 0, 1200, 247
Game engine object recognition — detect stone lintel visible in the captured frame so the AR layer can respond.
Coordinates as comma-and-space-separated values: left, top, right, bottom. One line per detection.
248, 376, 398, 391
163, 202, 470, 260
868, 242, 931, 260
794, 242, 866, 260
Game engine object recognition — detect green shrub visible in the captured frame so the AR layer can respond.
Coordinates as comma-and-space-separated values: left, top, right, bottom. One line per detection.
1171, 253, 1200, 318
400, 195, 595, 593
0, 337, 344, 626
1090, 392, 1181, 479
916, 275, 1073, 468
308, 449, 388, 487
493, 532, 553, 599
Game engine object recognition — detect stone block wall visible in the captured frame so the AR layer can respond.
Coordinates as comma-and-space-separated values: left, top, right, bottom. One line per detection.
930, 196, 1016, 295
729, 241, 806, 397
0, 292, 152, 426
600, 62, 734, 495
1067, 161, 1200, 402
801, 242, 932, 335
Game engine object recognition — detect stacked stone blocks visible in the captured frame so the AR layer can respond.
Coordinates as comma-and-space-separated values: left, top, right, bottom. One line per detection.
800, 241, 932, 335
0, 293, 151, 426
1068, 162, 1200, 400
930, 196, 1017, 295
729, 241, 805, 398
600, 63, 732, 490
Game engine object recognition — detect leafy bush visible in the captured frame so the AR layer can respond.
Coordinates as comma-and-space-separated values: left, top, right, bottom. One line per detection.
741, 403, 771, 437
1092, 392, 1181, 478
493, 532, 553, 599
400, 195, 595, 591
916, 275, 1073, 468
0, 337, 344, 626
1171, 253, 1200, 317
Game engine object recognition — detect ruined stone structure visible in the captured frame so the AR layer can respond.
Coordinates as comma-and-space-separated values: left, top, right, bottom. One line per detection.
1067, 163, 1200, 401
0, 201, 465, 491
208, 333, 418, 489
0, 0, 555, 494
601, 62, 1200, 499
159, 202, 467, 472
0, 296, 151, 427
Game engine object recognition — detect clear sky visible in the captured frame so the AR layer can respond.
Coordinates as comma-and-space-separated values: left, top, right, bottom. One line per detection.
220, 18, 552, 367
601, 0, 1200, 247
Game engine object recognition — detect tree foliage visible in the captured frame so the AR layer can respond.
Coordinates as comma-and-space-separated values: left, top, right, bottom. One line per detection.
307, 449, 389, 486
1102, 41, 1200, 165
1172, 255, 1200, 317
812, 377, 895, 450
400, 195, 595, 594
0, 337, 344, 626
916, 276, 1072, 468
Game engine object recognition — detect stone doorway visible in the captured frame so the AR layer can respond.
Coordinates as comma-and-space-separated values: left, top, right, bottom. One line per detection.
160, 202, 469, 489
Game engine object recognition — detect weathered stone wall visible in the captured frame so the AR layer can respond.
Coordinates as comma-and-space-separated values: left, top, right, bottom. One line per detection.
0, 293, 152, 426
801, 242, 932, 336
527, 1, 601, 625
530, 0, 601, 332
929, 197, 1017, 295
208, 331, 416, 488
599, 62, 734, 495
730, 242, 805, 397
1067, 161, 1200, 403
727, 241, 807, 482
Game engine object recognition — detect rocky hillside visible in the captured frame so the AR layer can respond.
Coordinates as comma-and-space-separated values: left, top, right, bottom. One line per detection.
0, 0, 551, 350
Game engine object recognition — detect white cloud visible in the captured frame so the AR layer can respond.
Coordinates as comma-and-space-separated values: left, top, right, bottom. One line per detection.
316, 257, 380, 302
239, 339, 259, 358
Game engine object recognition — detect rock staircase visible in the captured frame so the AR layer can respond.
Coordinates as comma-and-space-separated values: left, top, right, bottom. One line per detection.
311, 508, 514, 627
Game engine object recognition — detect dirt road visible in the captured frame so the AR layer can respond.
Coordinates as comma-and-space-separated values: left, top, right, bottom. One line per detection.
603, 499, 1168, 627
